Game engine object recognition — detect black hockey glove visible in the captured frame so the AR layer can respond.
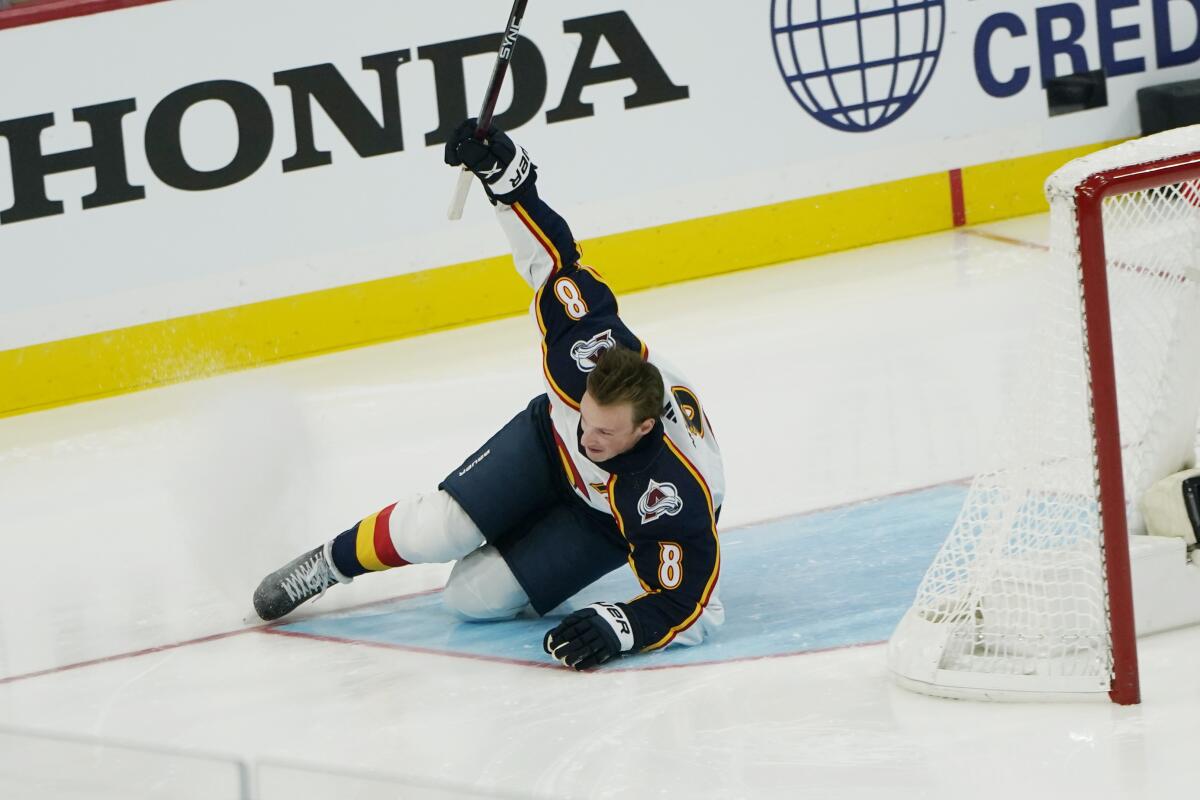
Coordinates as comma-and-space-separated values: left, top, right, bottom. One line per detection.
542, 602, 636, 670
443, 118, 536, 205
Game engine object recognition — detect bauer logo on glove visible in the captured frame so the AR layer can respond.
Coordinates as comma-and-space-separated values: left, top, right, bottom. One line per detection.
443, 118, 537, 205
543, 602, 637, 670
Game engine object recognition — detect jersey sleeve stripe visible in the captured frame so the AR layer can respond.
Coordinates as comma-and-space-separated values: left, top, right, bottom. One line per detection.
630, 568, 654, 594
532, 272, 580, 409
549, 419, 589, 497
662, 436, 716, 520
606, 475, 626, 535
579, 264, 612, 295
642, 574, 718, 651
512, 202, 563, 279
661, 434, 721, 606
607, 475, 653, 593
532, 281, 548, 336
577, 265, 649, 358
643, 553, 722, 651
541, 342, 580, 409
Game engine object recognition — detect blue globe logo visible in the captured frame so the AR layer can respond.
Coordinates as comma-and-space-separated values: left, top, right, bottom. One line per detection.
771, 0, 946, 132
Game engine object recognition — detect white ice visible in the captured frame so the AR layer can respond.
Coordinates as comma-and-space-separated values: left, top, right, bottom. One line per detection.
2, 215, 1199, 799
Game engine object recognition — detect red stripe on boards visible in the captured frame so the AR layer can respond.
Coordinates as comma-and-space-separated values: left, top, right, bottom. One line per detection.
949, 168, 966, 227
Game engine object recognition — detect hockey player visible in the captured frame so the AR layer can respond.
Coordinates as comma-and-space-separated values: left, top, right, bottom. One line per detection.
252, 121, 725, 670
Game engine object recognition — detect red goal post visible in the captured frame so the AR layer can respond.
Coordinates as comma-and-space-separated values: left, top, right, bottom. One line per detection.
1076, 146, 1200, 704
889, 126, 1200, 705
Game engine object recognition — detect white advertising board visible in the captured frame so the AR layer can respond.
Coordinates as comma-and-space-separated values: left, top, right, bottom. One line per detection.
1, 0, 1198, 349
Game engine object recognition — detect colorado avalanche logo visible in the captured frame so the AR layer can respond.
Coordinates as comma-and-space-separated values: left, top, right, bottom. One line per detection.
638, 479, 684, 524
570, 329, 616, 373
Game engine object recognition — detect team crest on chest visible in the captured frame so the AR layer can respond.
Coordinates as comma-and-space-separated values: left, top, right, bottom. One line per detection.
570, 329, 616, 373
638, 479, 684, 524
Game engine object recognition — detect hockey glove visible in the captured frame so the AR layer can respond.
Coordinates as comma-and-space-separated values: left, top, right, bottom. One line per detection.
542, 602, 636, 670
443, 118, 536, 205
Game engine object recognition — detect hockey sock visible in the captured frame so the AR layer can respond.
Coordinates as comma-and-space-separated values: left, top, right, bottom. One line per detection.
329, 503, 407, 579
328, 490, 485, 578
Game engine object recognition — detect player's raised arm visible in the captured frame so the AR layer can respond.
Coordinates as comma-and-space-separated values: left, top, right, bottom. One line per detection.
443, 119, 578, 290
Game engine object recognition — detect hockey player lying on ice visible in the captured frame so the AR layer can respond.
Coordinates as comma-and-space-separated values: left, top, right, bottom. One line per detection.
253, 120, 725, 670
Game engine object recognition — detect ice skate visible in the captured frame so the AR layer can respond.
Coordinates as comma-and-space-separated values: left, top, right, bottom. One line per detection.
253, 543, 349, 621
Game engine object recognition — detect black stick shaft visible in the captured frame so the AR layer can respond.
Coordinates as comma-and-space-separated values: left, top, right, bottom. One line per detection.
472, 0, 529, 139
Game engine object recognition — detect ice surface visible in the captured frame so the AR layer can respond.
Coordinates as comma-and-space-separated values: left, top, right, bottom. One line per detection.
3, 215, 1199, 799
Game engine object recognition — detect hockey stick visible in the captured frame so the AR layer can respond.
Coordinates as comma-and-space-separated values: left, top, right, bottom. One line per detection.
446, 0, 531, 220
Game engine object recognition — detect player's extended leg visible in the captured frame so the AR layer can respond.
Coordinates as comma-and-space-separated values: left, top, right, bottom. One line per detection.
440, 501, 628, 622
441, 501, 630, 621
252, 489, 483, 621
253, 395, 564, 621
442, 545, 532, 620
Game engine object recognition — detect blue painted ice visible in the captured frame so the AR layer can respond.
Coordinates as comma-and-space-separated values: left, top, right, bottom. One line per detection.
280, 483, 968, 669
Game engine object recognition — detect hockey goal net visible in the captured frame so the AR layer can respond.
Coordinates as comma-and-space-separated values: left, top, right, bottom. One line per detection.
888, 126, 1200, 704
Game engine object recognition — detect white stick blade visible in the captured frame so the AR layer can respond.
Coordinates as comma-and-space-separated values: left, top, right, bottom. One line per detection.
447, 168, 474, 221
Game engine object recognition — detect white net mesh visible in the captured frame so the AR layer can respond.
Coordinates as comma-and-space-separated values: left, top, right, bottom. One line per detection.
891, 127, 1200, 695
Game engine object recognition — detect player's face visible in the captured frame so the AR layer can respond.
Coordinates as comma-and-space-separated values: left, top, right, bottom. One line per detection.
579, 392, 655, 462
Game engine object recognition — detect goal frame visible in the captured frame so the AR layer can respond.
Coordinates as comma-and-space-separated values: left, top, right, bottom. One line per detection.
1078, 150, 1200, 705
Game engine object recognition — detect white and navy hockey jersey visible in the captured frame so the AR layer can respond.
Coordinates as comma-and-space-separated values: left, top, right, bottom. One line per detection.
494, 187, 726, 651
